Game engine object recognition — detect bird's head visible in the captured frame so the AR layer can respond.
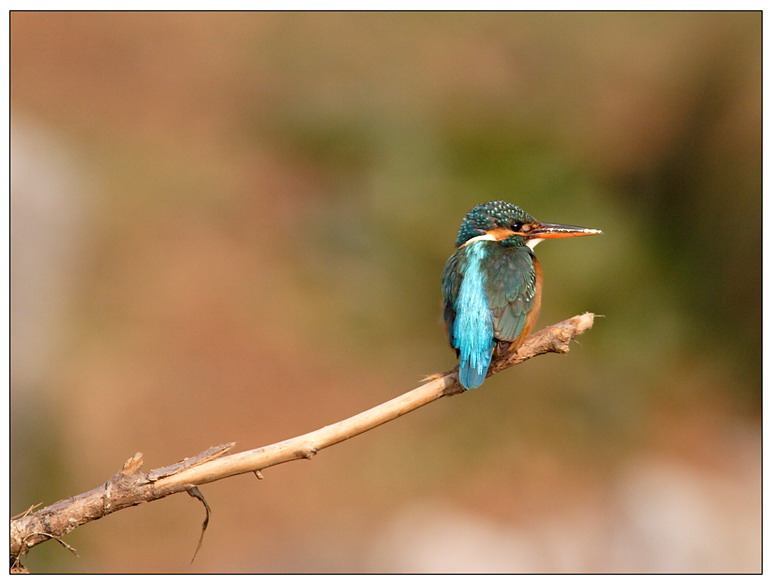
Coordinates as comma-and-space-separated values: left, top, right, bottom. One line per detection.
454, 200, 602, 249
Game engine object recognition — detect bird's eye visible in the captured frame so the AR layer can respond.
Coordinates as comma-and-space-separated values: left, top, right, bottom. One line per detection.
510, 222, 523, 232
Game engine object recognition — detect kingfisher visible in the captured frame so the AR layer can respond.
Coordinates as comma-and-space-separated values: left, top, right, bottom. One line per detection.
442, 201, 602, 390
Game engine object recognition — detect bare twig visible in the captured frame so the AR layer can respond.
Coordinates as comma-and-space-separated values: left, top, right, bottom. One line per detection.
10, 312, 596, 570
186, 487, 211, 564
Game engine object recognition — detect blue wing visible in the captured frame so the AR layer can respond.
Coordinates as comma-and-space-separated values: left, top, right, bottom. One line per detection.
484, 244, 539, 345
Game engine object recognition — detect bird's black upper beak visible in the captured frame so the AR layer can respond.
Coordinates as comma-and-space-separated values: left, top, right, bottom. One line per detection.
528, 222, 603, 239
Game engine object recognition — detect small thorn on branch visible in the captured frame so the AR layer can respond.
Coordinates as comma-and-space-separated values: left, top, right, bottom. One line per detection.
121, 453, 144, 475
296, 445, 318, 459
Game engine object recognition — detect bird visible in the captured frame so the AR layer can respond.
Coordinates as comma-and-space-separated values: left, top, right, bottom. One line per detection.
442, 201, 602, 390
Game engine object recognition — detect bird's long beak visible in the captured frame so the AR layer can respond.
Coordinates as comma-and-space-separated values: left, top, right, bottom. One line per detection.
528, 222, 603, 239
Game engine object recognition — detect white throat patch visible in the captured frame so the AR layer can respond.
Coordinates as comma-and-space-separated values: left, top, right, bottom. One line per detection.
526, 238, 543, 249
461, 233, 543, 249
459, 233, 497, 248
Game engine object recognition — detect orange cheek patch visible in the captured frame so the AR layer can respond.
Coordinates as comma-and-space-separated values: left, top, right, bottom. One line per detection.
485, 228, 518, 240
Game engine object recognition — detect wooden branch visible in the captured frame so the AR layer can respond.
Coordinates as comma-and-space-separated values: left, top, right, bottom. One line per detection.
10, 312, 596, 571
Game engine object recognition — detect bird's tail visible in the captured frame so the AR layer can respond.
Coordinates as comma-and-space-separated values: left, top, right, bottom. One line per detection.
458, 344, 494, 390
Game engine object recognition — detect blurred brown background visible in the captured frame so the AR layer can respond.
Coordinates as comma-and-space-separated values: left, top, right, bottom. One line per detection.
10, 11, 760, 573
